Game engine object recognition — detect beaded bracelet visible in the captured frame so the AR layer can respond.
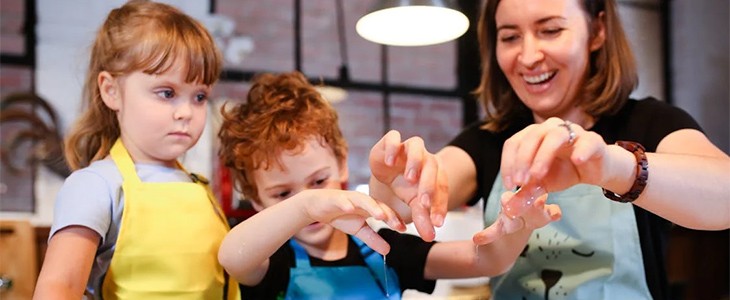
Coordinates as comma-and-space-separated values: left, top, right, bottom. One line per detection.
602, 141, 649, 203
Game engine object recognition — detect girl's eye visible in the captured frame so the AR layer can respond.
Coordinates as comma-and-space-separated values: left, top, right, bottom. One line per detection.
156, 89, 175, 99
195, 93, 208, 103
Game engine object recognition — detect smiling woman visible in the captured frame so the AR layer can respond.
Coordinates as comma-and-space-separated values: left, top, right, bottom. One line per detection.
368, 0, 730, 299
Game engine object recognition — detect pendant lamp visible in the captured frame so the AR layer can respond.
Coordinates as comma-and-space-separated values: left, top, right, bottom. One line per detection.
356, 0, 469, 47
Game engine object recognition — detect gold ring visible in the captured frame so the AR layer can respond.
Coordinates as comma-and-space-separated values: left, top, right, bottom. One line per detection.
559, 121, 576, 145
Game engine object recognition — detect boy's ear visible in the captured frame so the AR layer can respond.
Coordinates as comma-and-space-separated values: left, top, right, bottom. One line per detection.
338, 156, 349, 190
590, 12, 607, 52
250, 199, 265, 212
98, 71, 121, 111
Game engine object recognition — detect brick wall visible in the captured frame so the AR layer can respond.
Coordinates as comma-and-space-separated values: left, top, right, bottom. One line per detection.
210, 0, 464, 187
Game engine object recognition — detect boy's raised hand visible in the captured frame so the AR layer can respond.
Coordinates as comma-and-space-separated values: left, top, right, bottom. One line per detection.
368, 130, 449, 242
472, 190, 562, 245
300, 189, 406, 255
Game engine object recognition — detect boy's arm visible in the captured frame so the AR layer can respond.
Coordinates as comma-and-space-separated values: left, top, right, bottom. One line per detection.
423, 193, 561, 279
218, 189, 405, 286
33, 226, 99, 300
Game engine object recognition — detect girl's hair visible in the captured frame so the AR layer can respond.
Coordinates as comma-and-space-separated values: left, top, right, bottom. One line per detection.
64, 0, 222, 170
476, 0, 638, 132
218, 72, 348, 203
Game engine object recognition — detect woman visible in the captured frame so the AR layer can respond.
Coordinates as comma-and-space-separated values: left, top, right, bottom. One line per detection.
369, 0, 730, 298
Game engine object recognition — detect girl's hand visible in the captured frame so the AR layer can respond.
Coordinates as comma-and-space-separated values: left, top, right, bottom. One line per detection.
369, 130, 448, 241
472, 190, 562, 245
501, 117, 612, 192
301, 189, 406, 255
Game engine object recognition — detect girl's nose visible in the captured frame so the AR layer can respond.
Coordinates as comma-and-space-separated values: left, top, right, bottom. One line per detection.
173, 101, 192, 120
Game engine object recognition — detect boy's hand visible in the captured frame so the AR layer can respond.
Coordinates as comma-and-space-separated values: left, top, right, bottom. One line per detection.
301, 189, 406, 255
472, 190, 562, 245
369, 130, 448, 242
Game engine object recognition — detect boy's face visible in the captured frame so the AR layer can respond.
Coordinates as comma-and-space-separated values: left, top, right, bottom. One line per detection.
252, 137, 348, 248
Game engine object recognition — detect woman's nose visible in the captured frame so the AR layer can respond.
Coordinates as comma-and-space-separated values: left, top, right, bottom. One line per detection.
518, 35, 544, 68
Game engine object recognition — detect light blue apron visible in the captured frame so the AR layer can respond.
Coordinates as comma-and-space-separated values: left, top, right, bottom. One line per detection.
285, 237, 401, 299
484, 175, 652, 300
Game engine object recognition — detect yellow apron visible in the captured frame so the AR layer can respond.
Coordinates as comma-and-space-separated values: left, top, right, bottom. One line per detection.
101, 140, 239, 299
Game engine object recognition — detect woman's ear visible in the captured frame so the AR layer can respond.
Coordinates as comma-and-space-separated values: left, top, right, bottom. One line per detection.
98, 71, 121, 111
589, 11, 607, 52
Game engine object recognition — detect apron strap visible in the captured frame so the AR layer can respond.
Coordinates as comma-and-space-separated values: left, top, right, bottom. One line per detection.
352, 236, 391, 295
110, 139, 141, 184
288, 239, 312, 268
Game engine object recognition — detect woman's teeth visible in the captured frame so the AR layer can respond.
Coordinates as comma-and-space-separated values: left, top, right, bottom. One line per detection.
523, 72, 554, 84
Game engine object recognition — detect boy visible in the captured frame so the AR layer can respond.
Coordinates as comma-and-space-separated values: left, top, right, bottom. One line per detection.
217, 71, 561, 299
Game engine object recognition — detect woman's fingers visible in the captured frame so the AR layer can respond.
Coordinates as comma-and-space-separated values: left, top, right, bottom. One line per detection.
410, 200, 436, 242
382, 130, 403, 167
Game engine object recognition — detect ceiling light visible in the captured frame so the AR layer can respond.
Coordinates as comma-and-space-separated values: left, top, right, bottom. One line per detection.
356, 0, 469, 47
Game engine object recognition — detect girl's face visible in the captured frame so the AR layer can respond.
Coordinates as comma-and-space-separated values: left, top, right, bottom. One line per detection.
495, 0, 603, 122
252, 138, 348, 250
102, 63, 211, 167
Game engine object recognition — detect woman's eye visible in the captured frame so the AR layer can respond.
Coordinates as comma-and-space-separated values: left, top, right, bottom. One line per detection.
156, 89, 175, 99
541, 28, 564, 36
499, 34, 519, 43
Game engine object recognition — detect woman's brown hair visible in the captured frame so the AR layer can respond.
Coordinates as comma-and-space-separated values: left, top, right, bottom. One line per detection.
475, 0, 638, 132
218, 71, 348, 203
64, 0, 222, 170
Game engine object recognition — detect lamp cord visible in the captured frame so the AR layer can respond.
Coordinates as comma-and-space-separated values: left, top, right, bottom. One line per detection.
335, 0, 350, 81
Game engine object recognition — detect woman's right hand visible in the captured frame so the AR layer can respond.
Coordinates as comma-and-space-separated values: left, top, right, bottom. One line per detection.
368, 130, 449, 241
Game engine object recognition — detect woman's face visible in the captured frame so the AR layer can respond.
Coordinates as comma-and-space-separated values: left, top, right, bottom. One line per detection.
495, 0, 603, 122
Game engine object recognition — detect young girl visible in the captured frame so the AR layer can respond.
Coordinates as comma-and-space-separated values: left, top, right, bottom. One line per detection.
217, 71, 562, 299
33, 1, 239, 299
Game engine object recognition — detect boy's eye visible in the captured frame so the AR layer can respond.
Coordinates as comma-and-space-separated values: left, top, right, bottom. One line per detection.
276, 191, 291, 199
312, 178, 328, 188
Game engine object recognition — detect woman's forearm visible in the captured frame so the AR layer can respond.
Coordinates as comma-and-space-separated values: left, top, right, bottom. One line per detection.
633, 153, 730, 230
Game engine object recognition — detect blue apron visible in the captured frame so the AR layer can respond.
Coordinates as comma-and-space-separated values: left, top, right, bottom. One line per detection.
484, 175, 652, 300
285, 237, 401, 299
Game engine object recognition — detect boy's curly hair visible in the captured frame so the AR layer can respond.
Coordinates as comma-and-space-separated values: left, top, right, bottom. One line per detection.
218, 71, 347, 203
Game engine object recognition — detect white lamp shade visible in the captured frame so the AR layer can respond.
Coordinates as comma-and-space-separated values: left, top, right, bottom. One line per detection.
356, 0, 469, 47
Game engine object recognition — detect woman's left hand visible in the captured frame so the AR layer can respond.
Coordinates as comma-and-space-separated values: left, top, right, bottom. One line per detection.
500, 117, 612, 191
